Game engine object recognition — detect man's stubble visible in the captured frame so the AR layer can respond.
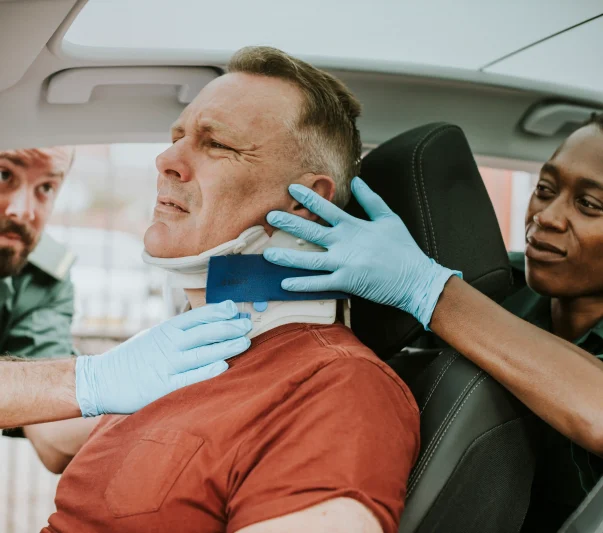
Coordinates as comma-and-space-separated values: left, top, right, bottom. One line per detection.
0, 218, 37, 278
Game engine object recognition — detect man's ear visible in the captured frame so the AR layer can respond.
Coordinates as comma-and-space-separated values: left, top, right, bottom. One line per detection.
290, 174, 336, 222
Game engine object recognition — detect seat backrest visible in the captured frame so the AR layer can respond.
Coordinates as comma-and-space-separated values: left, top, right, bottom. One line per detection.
349, 123, 536, 532
558, 475, 603, 533
347, 123, 512, 356
400, 351, 535, 533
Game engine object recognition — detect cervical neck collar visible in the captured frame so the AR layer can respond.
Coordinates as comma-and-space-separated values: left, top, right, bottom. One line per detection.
142, 226, 338, 338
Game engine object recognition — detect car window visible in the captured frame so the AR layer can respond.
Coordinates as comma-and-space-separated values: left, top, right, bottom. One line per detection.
48, 144, 171, 350
479, 166, 539, 252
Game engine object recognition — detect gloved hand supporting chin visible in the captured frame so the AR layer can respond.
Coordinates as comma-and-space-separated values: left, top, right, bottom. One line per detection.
263, 177, 461, 330
75, 300, 252, 417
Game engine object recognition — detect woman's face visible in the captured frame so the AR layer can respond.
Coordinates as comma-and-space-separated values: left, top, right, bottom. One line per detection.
525, 124, 603, 298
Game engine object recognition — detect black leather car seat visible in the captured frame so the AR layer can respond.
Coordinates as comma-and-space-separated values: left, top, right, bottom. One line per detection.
346, 123, 536, 533
559, 475, 603, 533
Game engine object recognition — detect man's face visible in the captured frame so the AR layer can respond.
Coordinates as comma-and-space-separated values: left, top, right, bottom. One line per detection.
524, 124, 603, 298
144, 73, 305, 258
0, 147, 70, 278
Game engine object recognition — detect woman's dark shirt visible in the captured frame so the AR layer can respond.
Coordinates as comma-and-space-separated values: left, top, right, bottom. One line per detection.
505, 252, 603, 531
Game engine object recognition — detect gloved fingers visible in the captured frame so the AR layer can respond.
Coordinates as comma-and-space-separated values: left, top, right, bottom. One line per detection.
351, 177, 396, 221
287, 184, 349, 227
170, 318, 252, 351
281, 273, 339, 293
177, 360, 229, 387
263, 248, 335, 272
265, 211, 330, 247
167, 300, 239, 330
174, 336, 250, 372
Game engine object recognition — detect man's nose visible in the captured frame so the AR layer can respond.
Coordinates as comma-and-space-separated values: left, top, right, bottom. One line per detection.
5, 188, 35, 222
533, 197, 568, 233
155, 143, 192, 182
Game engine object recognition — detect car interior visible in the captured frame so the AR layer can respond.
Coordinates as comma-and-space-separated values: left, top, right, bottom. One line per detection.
1, 1, 602, 532
351, 123, 536, 533
559, 475, 603, 533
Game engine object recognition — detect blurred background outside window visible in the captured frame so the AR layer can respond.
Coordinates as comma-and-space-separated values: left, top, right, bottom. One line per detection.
48, 143, 172, 354
479, 166, 539, 251
1, 143, 171, 533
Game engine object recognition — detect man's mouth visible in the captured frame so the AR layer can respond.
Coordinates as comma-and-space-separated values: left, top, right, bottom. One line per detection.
156, 196, 190, 214
0, 232, 23, 241
0, 219, 33, 247
525, 235, 567, 263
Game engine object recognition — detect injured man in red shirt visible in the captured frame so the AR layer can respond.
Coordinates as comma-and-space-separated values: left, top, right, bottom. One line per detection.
27, 46, 420, 533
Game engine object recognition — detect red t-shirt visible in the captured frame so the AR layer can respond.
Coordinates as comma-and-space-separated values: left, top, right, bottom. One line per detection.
44, 323, 420, 533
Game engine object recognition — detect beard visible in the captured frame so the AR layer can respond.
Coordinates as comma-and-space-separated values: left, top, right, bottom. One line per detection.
0, 218, 37, 278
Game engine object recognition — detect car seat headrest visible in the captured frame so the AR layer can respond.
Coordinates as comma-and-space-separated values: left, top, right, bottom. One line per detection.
346, 123, 512, 357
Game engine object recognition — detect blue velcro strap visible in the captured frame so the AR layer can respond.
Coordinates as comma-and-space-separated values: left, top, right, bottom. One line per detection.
206, 255, 348, 304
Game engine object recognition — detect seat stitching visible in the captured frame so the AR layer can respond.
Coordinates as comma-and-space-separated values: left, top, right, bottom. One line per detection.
420, 364, 478, 423
411, 129, 440, 255
416, 125, 459, 263
408, 374, 488, 496
419, 352, 459, 414
405, 416, 534, 532
407, 370, 488, 490
409, 367, 483, 486
417, 127, 453, 263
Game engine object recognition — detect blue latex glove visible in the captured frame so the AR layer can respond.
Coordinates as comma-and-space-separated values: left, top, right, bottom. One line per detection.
75, 301, 251, 417
263, 177, 461, 330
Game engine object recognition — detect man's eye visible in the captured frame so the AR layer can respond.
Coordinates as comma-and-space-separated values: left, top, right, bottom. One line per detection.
0, 169, 11, 182
38, 183, 56, 196
210, 140, 230, 150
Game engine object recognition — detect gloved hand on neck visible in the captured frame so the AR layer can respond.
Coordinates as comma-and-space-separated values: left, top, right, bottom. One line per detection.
263, 177, 461, 330
75, 301, 251, 417
141, 225, 339, 339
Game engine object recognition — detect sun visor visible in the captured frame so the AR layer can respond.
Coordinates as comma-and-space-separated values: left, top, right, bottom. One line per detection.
46, 67, 219, 105
0, 0, 77, 92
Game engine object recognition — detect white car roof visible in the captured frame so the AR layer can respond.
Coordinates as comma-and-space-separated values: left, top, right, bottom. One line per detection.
1, 0, 601, 166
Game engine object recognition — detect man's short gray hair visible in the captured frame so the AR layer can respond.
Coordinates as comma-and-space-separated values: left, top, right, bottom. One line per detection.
228, 46, 362, 208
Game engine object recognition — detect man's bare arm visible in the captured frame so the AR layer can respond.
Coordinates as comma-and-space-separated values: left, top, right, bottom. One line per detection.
0, 303, 253, 428
0, 358, 80, 428
24, 417, 99, 474
234, 498, 383, 533
431, 276, 603, 456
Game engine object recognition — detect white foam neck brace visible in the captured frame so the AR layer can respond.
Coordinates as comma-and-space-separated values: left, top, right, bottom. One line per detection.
142, 226, 328, 289
142, 226, 338, 338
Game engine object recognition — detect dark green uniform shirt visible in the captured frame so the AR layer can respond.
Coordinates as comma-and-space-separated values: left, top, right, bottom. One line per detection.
505, 252, 603, 530
0, 233, 75, 358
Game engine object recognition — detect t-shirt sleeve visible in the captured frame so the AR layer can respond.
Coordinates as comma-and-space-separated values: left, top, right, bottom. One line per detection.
226, 355, 420, 533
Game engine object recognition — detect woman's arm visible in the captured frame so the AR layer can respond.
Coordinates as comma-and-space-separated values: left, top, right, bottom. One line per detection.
432, 276, 603, 455
264, 178, 603, 456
